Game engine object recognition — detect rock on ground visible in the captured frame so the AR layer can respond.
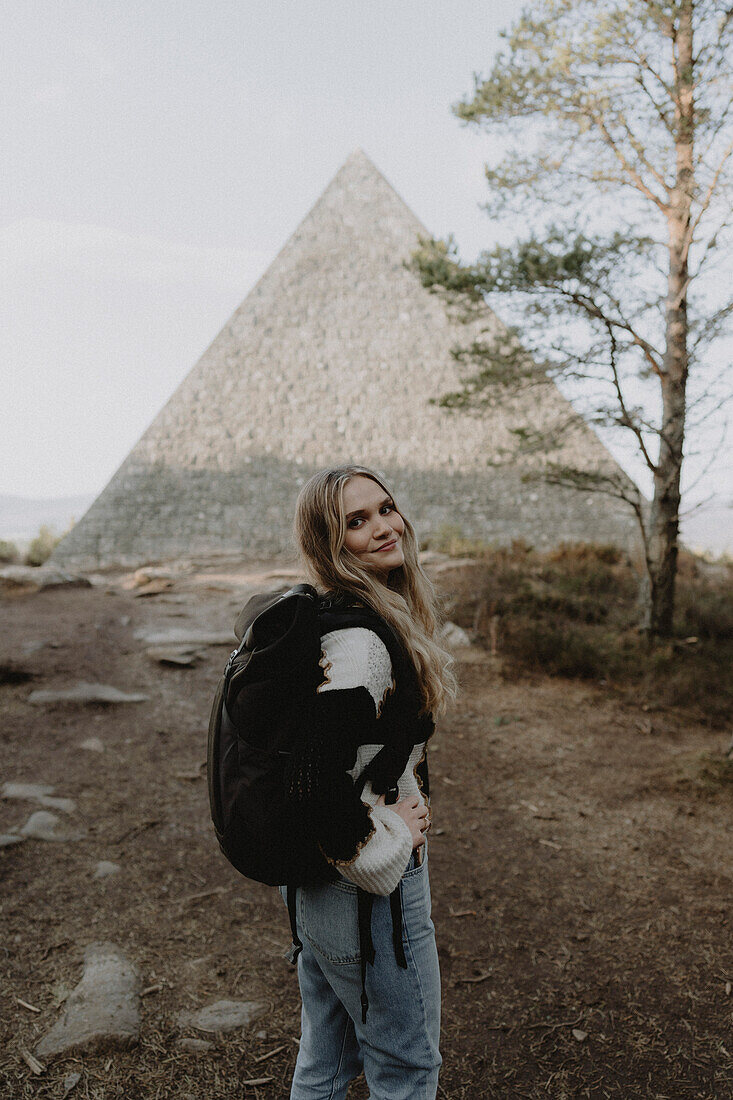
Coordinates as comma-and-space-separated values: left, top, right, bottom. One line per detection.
122, 565, 190, 589
429, 557, 483, 574
62, 1072, 82, 1095
133, 579, 175, 597
35, 942, 141, 1058
177, 1036, 215, 1052
79, 737, 105, 752
93, 861, 120, 879
0, 833, 25, 847
2, 781, 52, 799
2, 782, 76, 813
135, 628, 234, 647
19, 811, 84, 842
145, 645, 200, 666
177, 999, 265, 1033
0, 565, 91, 592
441, 621, 472, 647
28, 682, 149, 706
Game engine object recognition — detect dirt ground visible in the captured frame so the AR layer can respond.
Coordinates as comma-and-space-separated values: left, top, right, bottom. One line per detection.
1, 563, 732, 1099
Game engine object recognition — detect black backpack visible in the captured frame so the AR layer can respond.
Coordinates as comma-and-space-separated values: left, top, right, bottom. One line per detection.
207, 583, 426, 1017
206, 583, 402, 888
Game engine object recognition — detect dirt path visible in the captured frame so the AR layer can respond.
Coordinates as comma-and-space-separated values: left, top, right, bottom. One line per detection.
1, 574, 731, 1098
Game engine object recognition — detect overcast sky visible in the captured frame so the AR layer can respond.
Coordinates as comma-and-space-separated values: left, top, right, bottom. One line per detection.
2, 1, 731, 552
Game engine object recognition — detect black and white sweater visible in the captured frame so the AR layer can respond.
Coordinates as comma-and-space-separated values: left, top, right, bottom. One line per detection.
294, 614, 434, 896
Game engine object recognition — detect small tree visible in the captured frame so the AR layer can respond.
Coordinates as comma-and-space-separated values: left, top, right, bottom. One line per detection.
412, 0, 732, 638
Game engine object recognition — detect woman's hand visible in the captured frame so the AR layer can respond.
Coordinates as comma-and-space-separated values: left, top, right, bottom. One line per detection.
377, 793, 429, 849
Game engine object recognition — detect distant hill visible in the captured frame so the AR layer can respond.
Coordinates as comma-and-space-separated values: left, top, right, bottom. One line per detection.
0, 493, 96, 544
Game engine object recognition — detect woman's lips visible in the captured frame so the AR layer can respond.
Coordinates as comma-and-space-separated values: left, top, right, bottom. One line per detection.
375, 539, 398, 552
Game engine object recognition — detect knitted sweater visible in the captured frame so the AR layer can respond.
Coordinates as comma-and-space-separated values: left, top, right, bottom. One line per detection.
312, 625, 431, 895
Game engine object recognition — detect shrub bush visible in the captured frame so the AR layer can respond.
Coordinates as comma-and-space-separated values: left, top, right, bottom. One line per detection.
25, 525, 59, 567
676, 587, 733, 642
640, 645, 731, 726
423, 524, 499, 559
502, 620, 611, 679
437, 537, 732, 727
547, 541, 623, 566
0, 539, 20, 564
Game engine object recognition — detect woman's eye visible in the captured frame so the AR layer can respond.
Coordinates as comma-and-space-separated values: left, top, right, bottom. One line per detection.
347, 518, 363, 529
381, 504, 394, 514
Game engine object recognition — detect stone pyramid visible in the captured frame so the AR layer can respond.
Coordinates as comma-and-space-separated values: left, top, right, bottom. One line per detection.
55, 149, 639, 569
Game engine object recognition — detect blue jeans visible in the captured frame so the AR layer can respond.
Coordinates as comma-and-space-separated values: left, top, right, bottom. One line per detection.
281, 850, 441, 1099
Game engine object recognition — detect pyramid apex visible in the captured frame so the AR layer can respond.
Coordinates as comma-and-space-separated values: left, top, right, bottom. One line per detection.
310, 148, 424, 238
344, 147, 373, 165
329, 147, 390, 185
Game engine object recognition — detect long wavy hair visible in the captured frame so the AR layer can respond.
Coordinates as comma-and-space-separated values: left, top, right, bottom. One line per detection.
293, 464, 457, 717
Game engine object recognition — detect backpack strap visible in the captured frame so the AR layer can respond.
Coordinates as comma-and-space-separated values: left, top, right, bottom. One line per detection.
357, 887, 376, 1022
234, 583, 318, 644
317, 594, 414, 799
283, 883, 302, 965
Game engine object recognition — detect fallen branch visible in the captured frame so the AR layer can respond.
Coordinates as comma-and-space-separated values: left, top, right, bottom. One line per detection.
254, 1044, 286, 1063
176, 886, 230, 907
20, 1049, 44, 1075
40, 939, 69, 961
527, 1014, 585, 1031
484, 1014, 585, 1033
115, 819, 160, 845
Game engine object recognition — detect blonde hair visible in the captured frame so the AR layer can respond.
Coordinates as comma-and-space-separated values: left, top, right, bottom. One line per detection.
294, 465, 457, 717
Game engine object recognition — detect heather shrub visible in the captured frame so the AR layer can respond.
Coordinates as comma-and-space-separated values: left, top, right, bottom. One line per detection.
676, 585, 733, 642
502, 620, 611, 679
437, 538, 732, 727
547, 541, 623, 566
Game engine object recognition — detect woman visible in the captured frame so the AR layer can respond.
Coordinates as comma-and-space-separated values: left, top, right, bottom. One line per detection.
284, 464, 456, 1100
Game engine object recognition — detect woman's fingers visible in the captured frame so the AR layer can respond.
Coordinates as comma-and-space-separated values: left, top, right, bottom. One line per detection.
381, 794, 430, 847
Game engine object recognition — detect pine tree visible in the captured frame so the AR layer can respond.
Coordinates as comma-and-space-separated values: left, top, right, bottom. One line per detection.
412, 0, 732, 637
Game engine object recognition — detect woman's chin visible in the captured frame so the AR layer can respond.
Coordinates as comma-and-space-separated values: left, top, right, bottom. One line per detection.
373, 552, 405, 575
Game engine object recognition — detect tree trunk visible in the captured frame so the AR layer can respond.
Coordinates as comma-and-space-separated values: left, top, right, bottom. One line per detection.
642, 0, 694, 639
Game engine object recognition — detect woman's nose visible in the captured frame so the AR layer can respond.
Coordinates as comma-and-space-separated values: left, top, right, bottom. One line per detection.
373, 513, 393, 537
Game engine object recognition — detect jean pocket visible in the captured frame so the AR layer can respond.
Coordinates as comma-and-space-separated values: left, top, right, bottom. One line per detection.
299, 880, 361, 965
400, 857, 433, 929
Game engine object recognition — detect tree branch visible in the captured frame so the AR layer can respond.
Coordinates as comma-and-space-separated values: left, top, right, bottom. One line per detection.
688, 299, 733, 354
605, 323, 658, 472
590, 109, 670, 210
686, 137, 733, 249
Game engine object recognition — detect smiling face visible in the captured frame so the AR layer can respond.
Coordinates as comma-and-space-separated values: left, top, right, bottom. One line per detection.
341, 475, 406, 577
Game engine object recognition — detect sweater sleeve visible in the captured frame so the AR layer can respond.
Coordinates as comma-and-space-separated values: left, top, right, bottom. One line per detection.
335, 801, 413, 895
304, 627, 413, 895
